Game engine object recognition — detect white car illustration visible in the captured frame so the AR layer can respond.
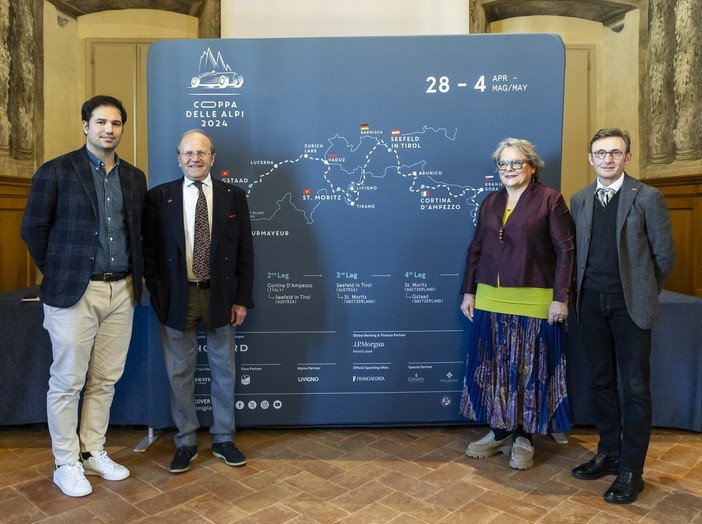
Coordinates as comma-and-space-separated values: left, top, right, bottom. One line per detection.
191, 70, 244, 88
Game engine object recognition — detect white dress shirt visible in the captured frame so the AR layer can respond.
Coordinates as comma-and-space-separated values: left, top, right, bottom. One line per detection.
596, 173, 625, 194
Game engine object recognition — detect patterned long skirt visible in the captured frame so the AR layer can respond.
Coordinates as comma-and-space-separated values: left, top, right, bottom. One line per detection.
459, 309, 571, 434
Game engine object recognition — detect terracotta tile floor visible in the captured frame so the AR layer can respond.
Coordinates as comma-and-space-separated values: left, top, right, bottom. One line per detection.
1, 424, 701, 523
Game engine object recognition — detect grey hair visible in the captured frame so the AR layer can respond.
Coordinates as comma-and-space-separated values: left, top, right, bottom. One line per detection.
176, 129, 216, 154
492, 138, 545, 180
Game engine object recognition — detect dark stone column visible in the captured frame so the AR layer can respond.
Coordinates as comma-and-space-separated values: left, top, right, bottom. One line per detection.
8, 0, 35, 160
673, 0, 702, 160
0, 0, 10, 156
647, 0, 676, 163
198, 0, 221, 38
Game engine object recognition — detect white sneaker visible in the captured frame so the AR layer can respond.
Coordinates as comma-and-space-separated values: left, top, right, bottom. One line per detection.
53, 461, 92, 497
509, 436, 535, 470
82, 450, 130, 481
465, 431, 513, 459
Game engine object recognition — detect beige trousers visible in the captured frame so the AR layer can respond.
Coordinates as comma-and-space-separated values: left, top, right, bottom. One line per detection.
43, 277, 134, 465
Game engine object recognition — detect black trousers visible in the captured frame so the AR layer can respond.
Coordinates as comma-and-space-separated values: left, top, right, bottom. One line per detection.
578, 289, 652, 474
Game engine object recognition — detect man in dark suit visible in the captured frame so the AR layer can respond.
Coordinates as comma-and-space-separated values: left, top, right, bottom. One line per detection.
570, 128, 675, 504
21, 95, 147, 497
142, 129, 254, 473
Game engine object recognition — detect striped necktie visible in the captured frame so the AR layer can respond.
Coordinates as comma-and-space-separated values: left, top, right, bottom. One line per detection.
596, 187, 614, 207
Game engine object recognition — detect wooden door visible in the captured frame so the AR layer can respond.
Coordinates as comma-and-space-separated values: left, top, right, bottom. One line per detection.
86, 40, 151, 178
561, 45, 596, 206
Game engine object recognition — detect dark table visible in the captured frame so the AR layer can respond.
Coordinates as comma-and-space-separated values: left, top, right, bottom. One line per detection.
567, 290, 702, 432
2, 287, 701, 432
0, 286, 172, 428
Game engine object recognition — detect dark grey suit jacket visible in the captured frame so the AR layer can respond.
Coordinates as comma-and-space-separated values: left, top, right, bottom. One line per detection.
21, 146, 147, 308
570, 174, 675, 329
142, 177, 255, 331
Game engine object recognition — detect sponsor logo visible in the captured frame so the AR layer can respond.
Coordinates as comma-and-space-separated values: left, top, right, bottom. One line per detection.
298, 376, 320, 382
408, 373, 425, 384
352, 376, 386, 382
440, 371, 459, 384
195, 397, 212, 412
240, 374, 251, 385
441, 396, 453, 407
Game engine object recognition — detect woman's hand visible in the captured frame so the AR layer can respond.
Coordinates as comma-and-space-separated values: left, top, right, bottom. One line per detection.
460, 293, 476, 321
548, 300, 569, 325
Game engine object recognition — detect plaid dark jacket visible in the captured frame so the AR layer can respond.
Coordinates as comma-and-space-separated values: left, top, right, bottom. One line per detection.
21, 146, 146, 308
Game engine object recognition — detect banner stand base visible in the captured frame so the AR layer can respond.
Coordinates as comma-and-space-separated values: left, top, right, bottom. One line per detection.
133, 427, 163, 452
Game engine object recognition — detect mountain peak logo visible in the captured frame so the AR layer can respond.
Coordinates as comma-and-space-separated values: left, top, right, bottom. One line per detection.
190, 48, 244, 89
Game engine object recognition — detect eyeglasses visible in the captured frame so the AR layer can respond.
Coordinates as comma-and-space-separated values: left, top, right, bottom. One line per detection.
497, 159, 530, 171
179, 150, 213, 159
591, 149, 624, 159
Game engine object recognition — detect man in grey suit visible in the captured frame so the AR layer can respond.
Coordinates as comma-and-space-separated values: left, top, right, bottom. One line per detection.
22, 95, 147, 497
142, 129, 254, 474
569, 128, 675, 504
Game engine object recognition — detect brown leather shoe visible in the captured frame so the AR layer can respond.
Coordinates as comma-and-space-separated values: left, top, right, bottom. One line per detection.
572, 453, 620, 480
604, 470, 644, 504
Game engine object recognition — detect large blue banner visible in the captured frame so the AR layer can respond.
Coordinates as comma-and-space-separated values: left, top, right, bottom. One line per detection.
147, 35, 565, 426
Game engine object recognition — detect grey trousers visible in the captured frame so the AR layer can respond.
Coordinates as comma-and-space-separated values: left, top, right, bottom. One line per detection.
159, 287, 237, 447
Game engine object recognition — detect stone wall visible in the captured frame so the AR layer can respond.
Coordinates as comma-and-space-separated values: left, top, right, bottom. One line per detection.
3, 1, 699, 179
472, 0, 702, 179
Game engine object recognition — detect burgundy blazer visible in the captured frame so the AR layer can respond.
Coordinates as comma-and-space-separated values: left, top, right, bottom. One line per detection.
460, 181, 575, 303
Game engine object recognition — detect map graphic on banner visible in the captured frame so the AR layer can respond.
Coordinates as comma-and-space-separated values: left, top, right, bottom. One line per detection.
147, 35, 565, 426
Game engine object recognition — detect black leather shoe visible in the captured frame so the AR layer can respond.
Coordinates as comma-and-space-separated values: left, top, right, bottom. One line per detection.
571, 453, 620, 480
604, 470, 644, 504
212, 441, 247, 467
169, 445, 198, 473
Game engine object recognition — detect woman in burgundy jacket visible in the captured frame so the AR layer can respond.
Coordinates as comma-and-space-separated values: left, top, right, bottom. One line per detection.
459, 138, 575, 470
